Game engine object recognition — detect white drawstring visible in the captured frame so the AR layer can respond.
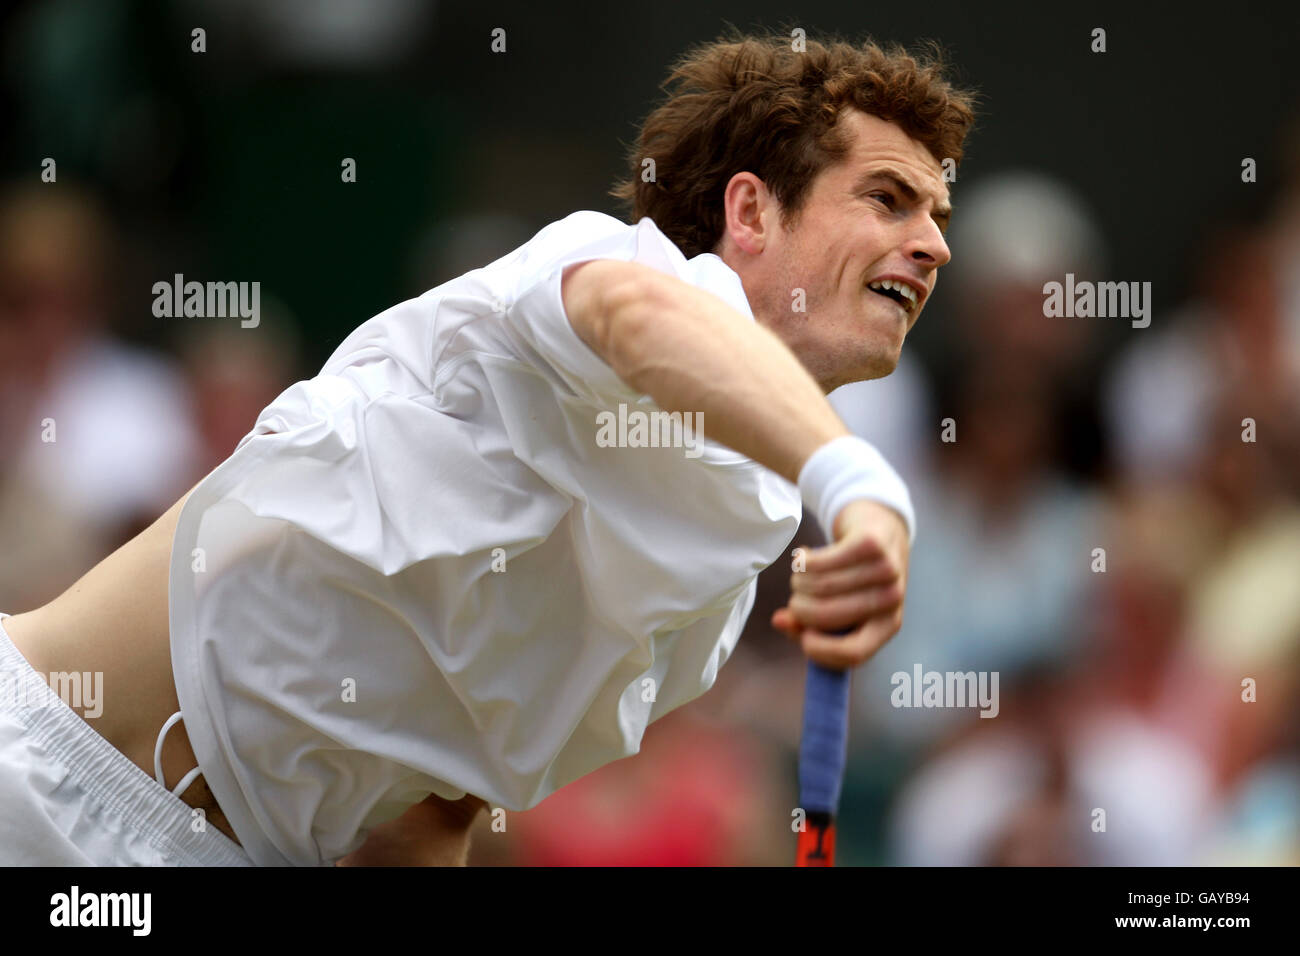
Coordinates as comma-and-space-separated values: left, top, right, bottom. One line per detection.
154, 711, 204, 796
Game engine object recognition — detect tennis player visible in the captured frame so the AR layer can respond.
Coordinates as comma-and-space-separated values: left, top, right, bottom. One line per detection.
0, 34, 974, 866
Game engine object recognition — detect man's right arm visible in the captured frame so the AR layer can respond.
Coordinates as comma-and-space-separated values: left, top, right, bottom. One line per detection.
562, 257, 912, 670
561, 258, 850, 485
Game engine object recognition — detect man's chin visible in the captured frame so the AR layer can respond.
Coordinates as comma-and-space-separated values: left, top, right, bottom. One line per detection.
858, 343, 902, 380
824, 350, 899, 392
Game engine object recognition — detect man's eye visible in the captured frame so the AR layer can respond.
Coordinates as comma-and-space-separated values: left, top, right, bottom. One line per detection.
870, 192, 895, 208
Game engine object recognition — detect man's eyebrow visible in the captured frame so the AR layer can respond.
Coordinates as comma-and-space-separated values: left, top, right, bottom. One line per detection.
854, 168, 952, 226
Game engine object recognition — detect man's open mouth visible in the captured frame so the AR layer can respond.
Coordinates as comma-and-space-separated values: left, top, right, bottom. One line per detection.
866, 279, 918, 314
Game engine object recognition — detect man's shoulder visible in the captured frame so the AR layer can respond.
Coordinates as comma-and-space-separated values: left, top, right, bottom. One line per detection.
520, 211, 751, 320
526, 210, 632, 253
517, 211, 688, 267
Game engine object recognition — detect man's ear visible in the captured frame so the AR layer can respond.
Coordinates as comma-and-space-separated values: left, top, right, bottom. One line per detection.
721, 172, 772, 257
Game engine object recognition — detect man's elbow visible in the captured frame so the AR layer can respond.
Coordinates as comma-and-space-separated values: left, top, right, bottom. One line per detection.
562, 259, 660, 372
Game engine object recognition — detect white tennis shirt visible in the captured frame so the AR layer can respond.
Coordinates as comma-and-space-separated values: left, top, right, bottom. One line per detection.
167, 211, 869, 866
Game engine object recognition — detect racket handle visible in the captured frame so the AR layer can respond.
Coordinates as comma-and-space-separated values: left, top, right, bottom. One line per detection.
796, 627, 852, 867
797, 660, 851, 816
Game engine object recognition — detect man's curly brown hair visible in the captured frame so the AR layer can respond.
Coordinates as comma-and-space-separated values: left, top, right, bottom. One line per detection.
610, 32, 978, 259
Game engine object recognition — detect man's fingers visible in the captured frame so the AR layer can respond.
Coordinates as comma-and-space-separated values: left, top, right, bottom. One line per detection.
786, 582, 903, 632
790, 555, 897, 597
799, 614, 903, 670
771, 607, 802, 641
799, 534, 886, 574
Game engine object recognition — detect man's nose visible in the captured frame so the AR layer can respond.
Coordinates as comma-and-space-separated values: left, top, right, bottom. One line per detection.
907, 218, 951, 269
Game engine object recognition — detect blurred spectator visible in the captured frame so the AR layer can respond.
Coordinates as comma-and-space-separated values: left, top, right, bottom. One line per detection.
0, 183, 198, 607
176, 315, 300, 474
1105, 226, 1300, 486
941, 170, 1107, 379
1205, 723, 1300, 866
890, 721, 1052, 866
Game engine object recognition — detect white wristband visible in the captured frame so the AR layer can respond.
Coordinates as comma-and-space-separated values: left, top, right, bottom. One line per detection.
797, 436, 916, 544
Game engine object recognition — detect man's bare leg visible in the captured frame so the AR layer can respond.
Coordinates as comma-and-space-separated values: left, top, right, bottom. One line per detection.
335, 793, 488, 866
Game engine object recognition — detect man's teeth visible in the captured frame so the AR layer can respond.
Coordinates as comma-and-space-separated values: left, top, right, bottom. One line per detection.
867, 279, 918, 310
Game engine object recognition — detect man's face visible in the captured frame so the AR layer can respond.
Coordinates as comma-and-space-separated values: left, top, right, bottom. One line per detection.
722, 110, 952, 391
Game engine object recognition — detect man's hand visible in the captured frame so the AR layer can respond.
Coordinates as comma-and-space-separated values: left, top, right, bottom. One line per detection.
771, 499, 910, 670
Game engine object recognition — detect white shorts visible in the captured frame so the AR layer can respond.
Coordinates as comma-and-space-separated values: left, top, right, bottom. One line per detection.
0, 613, 254, 866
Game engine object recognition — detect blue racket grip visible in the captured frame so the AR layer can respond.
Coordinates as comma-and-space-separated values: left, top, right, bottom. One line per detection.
797, 635, 852, 816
